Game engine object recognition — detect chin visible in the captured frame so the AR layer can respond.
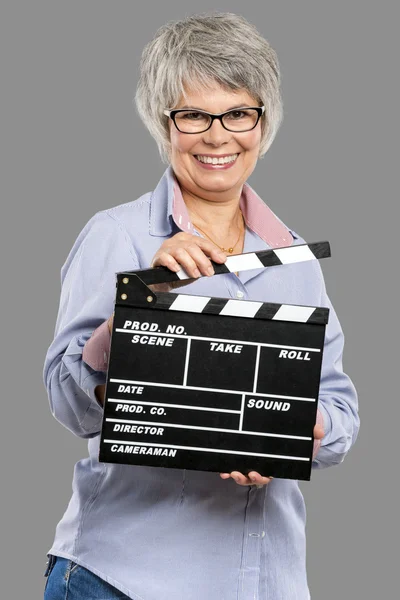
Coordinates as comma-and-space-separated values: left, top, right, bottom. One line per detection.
197, 178, 242, 193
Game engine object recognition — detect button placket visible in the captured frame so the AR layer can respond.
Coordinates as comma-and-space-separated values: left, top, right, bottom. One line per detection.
238, 485, 265, 600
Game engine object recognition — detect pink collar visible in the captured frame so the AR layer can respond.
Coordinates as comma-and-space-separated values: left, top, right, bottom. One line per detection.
171, 174, 294, 248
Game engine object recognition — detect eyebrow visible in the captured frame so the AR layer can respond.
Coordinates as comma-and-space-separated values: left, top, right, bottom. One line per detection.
177, 104, 251, 111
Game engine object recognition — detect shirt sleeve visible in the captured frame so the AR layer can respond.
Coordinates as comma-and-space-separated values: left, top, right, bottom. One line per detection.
82, 319, 112, 372
42, 211, 140, 439
311, 263, 360, 469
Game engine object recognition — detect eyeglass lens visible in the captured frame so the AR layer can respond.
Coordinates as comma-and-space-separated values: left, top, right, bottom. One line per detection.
174, 109, 259, 133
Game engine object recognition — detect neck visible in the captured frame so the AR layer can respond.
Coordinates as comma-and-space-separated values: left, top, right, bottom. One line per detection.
181, 185, 243, 235
179, 184, 245, 255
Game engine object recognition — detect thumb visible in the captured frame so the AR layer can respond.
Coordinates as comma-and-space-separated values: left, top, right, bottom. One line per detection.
313, 423, 325, 439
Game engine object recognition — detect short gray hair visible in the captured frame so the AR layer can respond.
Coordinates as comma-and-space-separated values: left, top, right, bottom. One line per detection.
134, 12, 283, 164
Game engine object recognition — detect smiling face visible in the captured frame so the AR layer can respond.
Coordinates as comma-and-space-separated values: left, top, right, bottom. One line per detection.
168, 82, 264, 204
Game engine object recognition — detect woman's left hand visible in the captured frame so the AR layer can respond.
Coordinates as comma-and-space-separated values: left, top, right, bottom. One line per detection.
219, 471, 273, 487
220, 422, 325, 486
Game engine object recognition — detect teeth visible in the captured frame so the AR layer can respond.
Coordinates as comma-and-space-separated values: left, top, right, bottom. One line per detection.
195, 154, 238, 165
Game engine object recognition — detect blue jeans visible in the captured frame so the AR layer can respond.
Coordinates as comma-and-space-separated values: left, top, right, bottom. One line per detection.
44, 555, 131, 599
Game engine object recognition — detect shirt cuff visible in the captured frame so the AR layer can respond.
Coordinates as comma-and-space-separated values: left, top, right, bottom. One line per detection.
60, 332, 107, 435
82, 319, 111, 372
80, 370, 107, 429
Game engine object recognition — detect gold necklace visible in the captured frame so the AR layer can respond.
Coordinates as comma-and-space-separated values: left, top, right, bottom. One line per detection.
193, 212, 245, 254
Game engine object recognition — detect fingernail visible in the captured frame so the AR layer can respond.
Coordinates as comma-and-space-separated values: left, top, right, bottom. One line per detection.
193, 268, 200, 277
250, 476, 256, 482
207, 266, 214, 276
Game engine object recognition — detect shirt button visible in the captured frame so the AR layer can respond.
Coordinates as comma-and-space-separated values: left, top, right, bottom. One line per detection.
236, 290, 244, 299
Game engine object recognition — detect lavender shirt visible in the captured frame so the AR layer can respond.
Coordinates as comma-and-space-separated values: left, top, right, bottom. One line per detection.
43, 164, 359, 600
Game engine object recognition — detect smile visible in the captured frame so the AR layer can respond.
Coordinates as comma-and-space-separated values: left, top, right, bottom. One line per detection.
195, 153, 238, 164
193, 153, 239, 169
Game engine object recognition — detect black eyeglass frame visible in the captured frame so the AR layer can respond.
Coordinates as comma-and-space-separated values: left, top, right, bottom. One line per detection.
163, 105, 265, 134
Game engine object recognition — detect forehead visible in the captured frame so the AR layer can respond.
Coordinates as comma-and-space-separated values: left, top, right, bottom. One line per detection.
175, 82, 258, 111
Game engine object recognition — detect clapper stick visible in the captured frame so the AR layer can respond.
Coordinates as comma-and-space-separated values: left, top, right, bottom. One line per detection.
99, 240, 331, 481
120, 241, 331, 286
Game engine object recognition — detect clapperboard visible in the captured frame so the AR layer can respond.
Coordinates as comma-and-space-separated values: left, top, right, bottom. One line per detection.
99, 241, 331, 481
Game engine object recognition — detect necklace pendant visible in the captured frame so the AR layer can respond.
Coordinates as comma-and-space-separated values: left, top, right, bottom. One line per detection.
228, 247, 234, 253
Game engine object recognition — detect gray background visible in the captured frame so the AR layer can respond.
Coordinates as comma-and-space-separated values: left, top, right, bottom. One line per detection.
1, 1, 398, 598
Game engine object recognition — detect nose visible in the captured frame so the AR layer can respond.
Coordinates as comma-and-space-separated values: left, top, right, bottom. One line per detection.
202, 118, 232, 146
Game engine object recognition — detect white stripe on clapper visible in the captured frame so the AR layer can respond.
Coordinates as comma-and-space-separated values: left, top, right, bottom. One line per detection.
253, 345, 261, 393
182, 338, 191, 386
225, 253, 264, 272
239, 393, 245, 431
272, 305, 315, 323
169, 295, 211, 312
274, 245, 316, 264
175, 268, 191, 280
220, 299, 263, 318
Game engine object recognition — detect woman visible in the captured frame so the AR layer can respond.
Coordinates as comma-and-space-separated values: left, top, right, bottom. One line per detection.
43, 12, 359, 600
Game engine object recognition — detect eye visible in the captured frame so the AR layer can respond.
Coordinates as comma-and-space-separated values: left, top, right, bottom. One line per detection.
179, 111, 205, 120
227, 110, 248, 120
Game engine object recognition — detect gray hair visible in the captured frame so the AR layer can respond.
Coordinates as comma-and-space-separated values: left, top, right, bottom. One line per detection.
134, 12, 283, 164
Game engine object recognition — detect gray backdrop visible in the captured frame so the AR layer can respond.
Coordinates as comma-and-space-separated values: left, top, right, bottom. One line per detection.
2, 1, 398, 598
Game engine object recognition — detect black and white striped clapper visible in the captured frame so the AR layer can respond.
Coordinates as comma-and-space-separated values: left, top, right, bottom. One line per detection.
99, 241, 331, 481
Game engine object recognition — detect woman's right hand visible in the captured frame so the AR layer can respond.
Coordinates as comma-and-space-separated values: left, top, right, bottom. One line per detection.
105, 233, 226, 331
150, 232, 227, 292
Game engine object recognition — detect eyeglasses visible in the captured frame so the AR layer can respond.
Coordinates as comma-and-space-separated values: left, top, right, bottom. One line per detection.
163, 106, 265, 134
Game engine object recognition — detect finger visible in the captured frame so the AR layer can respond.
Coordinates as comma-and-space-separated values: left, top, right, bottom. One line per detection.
230, 471, 252, 486
171, 247, 201, 278
184, 244, 216, 276
151, 252, 181, 273
248, 471, 273, 485
219, 473, 231, 479
313, 424, 324, 439
194, 238, 227, 262
107, 313, 114, 334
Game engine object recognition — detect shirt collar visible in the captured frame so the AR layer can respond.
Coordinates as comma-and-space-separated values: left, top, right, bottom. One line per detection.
149, 164, 297, 247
